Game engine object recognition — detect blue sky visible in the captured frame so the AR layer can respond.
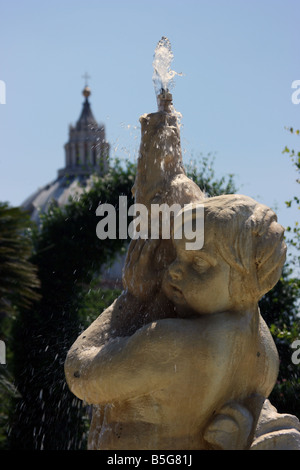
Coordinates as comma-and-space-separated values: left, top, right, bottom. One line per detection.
0, 0, 299, 237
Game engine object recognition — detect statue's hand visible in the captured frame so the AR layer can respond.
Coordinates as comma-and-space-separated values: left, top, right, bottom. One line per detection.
123, 238, 169, 300
204, 402, 253, 450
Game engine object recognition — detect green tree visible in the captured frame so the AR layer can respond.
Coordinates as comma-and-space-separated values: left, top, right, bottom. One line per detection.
0, 203, 40, 317
259, 127, 300, 418
259, 267, 300, 417
186, 153, 238, 196
0, 203, 40, 449
282, 127, 300, 269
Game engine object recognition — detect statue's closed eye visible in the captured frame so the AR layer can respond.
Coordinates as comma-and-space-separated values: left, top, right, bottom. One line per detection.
193, 256, 211, 272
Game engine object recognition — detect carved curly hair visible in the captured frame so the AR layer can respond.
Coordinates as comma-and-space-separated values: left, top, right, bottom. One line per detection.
176, 194, 286, 303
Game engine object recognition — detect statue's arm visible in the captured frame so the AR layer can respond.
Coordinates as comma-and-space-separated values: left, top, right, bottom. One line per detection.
65, 318, 195, 405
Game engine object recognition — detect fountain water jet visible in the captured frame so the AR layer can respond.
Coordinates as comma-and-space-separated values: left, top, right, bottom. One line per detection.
153, 37, 182, 115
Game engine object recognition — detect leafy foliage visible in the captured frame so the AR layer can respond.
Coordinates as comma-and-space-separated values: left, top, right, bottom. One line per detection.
259, 266, 300, 417
259, 127, 300, 418
282, 127, 300, 270
185, 153, 238, 196
0, 203, 40, 449
0, 203, 40, 317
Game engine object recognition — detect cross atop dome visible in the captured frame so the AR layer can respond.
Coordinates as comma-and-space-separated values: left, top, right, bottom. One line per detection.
82, 72, 91, 87
82, 72, 91, 98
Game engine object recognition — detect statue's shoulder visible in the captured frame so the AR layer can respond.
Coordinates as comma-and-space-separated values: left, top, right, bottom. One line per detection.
147, 315, 249, 376
150, 313, 245, 347
191, 311, 251, 335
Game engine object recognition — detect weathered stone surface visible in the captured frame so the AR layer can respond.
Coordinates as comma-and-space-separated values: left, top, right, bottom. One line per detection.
251, 399, 300, 450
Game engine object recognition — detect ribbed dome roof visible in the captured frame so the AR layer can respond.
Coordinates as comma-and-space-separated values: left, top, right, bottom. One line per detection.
22, 174, 97, 224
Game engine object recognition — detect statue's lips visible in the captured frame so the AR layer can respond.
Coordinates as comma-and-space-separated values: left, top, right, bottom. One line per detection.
167, 282, 185, 301
162, 274, 185, 301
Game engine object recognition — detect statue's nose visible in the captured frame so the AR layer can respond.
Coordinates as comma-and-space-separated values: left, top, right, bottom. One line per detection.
169, 262, 183, 281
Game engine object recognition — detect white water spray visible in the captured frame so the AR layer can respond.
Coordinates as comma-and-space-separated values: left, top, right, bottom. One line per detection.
152, 36, 181, 97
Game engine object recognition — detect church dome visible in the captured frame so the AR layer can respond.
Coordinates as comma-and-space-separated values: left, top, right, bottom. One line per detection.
22, 85, 110, 225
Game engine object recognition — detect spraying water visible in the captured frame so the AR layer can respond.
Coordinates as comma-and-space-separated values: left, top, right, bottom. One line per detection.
152, 36, 181, 97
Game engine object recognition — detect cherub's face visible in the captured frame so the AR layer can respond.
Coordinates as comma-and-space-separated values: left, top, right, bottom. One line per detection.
162, 233, 233, 315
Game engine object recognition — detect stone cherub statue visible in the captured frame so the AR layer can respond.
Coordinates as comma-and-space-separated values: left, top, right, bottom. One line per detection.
65, 91, 300, 450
